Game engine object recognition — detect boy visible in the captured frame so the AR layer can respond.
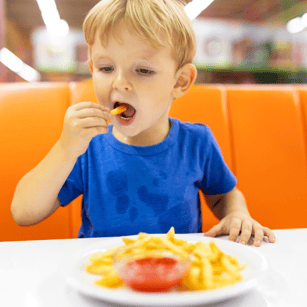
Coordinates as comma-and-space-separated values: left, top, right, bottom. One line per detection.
11, 0, 275, 246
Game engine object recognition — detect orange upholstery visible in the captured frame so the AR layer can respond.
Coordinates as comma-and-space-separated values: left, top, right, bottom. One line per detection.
169, 84, 232, 232
226, 85, 307, 229
69, 79, 98, 105
0, 83, 71, 241
68, 80, 98, 238
296, 86, 307, 159
170, 85, 232, 169
2, 82, 307, 242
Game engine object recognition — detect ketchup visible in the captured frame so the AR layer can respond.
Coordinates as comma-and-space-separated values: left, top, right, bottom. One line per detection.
121, 257, 185, 292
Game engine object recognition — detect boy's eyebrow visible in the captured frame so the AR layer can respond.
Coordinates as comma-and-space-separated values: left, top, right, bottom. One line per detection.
92, 54, 160, 65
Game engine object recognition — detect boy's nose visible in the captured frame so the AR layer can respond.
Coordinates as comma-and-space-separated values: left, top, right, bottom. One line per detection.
112, 72, 132, 91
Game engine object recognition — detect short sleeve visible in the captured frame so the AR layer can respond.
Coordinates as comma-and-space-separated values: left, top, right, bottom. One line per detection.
200, 127, 237, 195
58, 157, 83, 206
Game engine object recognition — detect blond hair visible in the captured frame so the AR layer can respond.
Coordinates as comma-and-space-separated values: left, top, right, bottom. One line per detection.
83, 0, 196, 70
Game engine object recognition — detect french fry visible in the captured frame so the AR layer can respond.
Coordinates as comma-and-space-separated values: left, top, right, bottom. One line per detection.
97, 247, 120, 257
85, 263, 114, 275
89, 253, 113, 265
138, 232, 149, 240
84, 227, 247, 291
95, 270, 124, 288
110, 106, 127, 116
166, 226, 175, 241
159, 237, 189, 258
199, 258, 213, 289
184, 266, 201, 290
122, 237, 136, 245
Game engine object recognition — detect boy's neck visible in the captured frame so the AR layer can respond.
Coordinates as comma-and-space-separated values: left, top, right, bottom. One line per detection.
112, 118, 171, 147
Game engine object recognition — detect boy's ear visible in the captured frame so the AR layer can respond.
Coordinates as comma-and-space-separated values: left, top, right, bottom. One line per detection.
172, 63, 197, 99
88, 60, 93, 74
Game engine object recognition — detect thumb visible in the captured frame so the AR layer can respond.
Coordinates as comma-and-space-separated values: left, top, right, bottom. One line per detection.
204, 224, 223, 237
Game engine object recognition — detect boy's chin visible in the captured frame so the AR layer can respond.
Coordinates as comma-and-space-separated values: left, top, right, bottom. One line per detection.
112, 125, 139, 138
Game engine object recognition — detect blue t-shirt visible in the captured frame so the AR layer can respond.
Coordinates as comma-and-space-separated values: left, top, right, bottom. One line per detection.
58, 118, 236, 238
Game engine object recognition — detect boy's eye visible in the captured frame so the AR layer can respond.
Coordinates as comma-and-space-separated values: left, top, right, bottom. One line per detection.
137, 69, 155, 75
99, 67, 113, 72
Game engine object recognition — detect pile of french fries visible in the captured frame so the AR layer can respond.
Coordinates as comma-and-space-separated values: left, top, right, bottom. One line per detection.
85, 227, 247, 291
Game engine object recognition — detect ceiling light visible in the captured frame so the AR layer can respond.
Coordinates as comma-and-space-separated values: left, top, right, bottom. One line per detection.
286, 17, 305, 33
0, 48, 24, 73
46, 19, 70, 37
302, 13, 307, 27
36, 0, 70, 37
184, 0, 215, 20
36, 0, 57, 14
18, 65, 41, 82
41, 10, 61, 27
0, 48, 41, 82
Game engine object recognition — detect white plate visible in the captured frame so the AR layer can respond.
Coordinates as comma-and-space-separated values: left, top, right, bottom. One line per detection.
62, 234, 268, 306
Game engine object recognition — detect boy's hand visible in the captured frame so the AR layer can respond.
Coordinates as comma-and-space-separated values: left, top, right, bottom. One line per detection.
59, 102, 110, 159
204, 212, 276, 247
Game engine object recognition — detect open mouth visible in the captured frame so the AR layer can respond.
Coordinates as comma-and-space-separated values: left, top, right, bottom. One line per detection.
113, 101, 136, 125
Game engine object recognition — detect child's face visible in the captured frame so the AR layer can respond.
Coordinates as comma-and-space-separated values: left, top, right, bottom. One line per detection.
91, 22, 179, 146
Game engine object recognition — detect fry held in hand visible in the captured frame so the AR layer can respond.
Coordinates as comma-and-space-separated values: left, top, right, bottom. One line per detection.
84, 227, 247, 291
110, 106, 127, 116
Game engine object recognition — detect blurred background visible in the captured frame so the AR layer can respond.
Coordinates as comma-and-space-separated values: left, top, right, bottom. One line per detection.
1, 0, 307, 84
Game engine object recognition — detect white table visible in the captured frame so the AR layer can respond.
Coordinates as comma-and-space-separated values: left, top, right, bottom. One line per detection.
1, 229, 306, 307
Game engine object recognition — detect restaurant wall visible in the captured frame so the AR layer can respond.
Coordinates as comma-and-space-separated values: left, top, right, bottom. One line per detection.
5, 18, 32, 82
0, 0, 8, 82
193, 18, 307, 84
31, 28, 90, 82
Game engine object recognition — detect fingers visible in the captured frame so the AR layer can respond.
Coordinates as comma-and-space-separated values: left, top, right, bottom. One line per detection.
79, 117, 109, 130
228, 218, 242, 242
67, 102, 110, 130
70, 102, 111, 119
60, 102, 112, 158
255, 226, 276, 243
252, 225, 264, 246
264, 228, 276, 243
251, 223, 277, 246
77, 107, 110, 120
204, 224, 223, 237
237, 220, 253, 245
204, 212, 276, 248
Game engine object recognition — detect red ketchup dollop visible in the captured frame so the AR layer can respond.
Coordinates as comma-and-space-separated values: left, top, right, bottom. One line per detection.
121, 257, 185, 292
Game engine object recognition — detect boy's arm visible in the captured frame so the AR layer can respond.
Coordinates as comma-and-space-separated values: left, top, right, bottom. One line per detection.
204, 187, 275, 247
11, 102, 110, 226
11, 142, 77, 225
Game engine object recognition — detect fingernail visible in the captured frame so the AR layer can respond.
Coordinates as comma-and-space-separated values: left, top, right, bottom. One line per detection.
239, 241, 246, 245
255, 240, 261, 246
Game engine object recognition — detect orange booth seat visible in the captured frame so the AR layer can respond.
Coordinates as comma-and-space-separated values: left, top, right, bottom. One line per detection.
169, 84, 232, 232
67, 81, 98, 238
0, 83, 71, 241
1, 82, 307, 241
226, 85, 307, 229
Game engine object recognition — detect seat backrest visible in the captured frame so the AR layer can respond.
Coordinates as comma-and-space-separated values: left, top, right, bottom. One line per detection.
68, 80, 98, 238
69, 79, 98, 105
227, 85, 307, 229
0, 82, 71, 241
169, 84, 233, 232
296, 86, 307, 159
